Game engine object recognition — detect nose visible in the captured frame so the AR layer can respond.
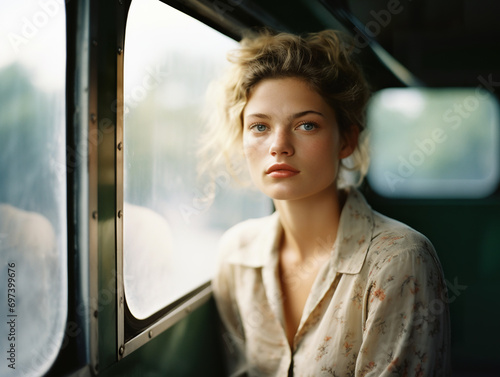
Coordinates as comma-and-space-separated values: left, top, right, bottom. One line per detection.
269, 129, 294, 157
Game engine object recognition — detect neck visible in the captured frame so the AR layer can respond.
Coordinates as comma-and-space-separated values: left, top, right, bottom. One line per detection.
274, 186, 346, 261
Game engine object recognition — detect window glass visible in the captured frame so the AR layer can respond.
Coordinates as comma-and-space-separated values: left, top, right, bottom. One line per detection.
0, 2, 67, 376
367, 88, 500, 198
124, 0, 271, 320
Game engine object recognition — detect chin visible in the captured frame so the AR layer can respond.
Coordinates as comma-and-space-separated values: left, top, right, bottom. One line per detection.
264, 183, 338, 202
258, 187, 296, 201
263, 188, 312, 202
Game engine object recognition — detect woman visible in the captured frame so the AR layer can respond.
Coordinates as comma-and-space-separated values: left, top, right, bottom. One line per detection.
205, 29, 450, 376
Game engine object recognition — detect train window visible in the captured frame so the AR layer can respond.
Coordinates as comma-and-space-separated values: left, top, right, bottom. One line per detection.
367, 88, 500, 198
123, 0, 271, 320
0, 1, 67, 376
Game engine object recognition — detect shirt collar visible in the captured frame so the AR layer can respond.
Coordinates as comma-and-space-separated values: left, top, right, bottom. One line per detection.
333, 188, 374, 274
226, 188, 374, 275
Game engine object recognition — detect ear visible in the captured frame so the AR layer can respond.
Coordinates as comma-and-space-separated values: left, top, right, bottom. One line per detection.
339, 125, 360, 159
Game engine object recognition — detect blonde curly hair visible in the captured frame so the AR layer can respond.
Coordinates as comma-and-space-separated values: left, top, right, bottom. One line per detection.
199, 29, 371, 187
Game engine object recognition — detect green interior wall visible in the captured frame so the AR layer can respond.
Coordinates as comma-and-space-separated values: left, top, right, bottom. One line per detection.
366, 193, 500, 373
99, 299, 225, 377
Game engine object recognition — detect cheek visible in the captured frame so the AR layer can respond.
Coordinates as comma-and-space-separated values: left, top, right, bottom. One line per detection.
306, 139, 341, 171
243, 135, 262, 159
243, 137, 269, 183
243, 144, 257, 171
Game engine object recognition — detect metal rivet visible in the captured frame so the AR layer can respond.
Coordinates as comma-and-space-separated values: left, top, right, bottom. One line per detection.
117, 47, 123, 55
120, 296, 123, 305
148, 330, 153, 339
93, 310, 98, 318
90, 113, 97, 123
92, 211, 98, 220
118, 210, 123, 218
117, 142, 123, 151
119, 346, 124, 356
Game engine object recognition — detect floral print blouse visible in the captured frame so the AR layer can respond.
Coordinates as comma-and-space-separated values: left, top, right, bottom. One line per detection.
212, 188, 451, 376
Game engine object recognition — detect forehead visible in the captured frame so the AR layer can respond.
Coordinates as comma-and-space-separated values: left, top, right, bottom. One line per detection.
244, 77, 334, 117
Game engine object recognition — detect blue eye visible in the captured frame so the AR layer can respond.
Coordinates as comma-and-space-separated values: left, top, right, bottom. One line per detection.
298, 122, 317, 131
251, 124, 267, 132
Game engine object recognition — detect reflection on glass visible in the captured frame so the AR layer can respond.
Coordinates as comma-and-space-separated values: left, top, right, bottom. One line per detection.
0, 1, 67, 376
367, 88, 500, 198
123, 0, 271, 320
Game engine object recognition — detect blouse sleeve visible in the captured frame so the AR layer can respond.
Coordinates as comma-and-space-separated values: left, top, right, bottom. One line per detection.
212, 238, 248, 377
355, 236, 451, 377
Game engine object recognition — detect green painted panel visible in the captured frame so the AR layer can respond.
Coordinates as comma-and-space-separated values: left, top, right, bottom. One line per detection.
366, 194, 500, 372
100, 299, 225, 377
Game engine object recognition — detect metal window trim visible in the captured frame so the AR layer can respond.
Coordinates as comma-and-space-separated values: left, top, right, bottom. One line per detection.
121, 284, 213, 358
116, 0, 129, 362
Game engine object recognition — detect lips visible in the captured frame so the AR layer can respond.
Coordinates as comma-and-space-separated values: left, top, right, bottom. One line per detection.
266, 163, 300, 178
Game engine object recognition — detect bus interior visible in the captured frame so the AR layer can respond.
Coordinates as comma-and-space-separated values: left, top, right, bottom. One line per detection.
0, 0, 499, 376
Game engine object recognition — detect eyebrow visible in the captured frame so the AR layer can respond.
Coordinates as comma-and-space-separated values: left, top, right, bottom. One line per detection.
244, 110, 325, 121
289, 110, 324, 121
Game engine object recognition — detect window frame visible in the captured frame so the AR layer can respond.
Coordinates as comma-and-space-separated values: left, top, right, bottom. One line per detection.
114, 0, 264, 359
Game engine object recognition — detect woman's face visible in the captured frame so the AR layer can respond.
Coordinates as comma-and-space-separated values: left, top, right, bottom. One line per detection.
242, 77, 356, 201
